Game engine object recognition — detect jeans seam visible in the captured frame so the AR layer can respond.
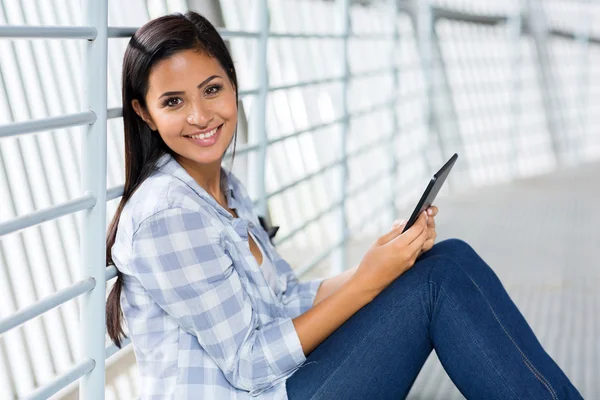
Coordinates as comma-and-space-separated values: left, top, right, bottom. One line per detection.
433, 282, 520, 400
308, 285, 425, 400
443, 249, 558, 400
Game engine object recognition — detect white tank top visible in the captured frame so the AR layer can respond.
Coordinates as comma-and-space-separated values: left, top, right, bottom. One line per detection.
248, 231, 279, 293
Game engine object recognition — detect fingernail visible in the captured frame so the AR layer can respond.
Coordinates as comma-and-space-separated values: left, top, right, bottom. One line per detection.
428, 209, 433, 215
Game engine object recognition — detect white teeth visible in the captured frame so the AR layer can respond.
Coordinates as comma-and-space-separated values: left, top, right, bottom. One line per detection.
189, 126, 219, 139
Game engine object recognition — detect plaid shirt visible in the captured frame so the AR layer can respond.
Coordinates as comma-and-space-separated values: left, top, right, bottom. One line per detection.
111, 153, 325, 399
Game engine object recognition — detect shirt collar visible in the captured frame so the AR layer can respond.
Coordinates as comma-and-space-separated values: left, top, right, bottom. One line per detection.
156, 153, 237, 220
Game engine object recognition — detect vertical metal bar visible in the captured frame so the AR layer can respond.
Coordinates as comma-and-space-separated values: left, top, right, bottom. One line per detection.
525, 0, 567, 166
332, 0, 350, 275
412, 0, 437, 175
249, 0, 269, 217
508, 0, 523, 178
389, 0, 399, 220
575, 0, 590, 161
80, 0, 107, 397
413, 0, 469, 190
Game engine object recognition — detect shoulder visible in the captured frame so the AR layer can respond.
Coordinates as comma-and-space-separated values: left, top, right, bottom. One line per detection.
119, 170, 219, 240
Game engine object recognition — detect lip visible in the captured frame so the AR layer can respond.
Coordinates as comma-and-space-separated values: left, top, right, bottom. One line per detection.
186, 124, 222, 137
184, 124, 222, 147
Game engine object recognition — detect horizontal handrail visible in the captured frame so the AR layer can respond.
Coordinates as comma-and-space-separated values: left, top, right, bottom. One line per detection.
269, 32, 344, 40
0, 192, 97, 236
219, 29, 261, 39
269, 75, 343, 92
107, 185, 124, 201
107, 27, 262, 39
0, 26, 97, 39
0, 111, 96, 138
432, 7, 508, 25
106, 265, 118, 281
0, 278, 95, 335
107, 27, 137, 37
269, 32, 394, 40
107, 107, 122, 119
548, 28, 600, 45
2, 23, 598, 48
23, 358, 96, 400
105, 336, 131, 360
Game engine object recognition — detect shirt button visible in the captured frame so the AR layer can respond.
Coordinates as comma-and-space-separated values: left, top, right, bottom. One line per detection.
248, 222, 254, 228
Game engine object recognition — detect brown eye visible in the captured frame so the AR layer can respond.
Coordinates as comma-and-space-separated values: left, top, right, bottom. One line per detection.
165, 97, 182, 107
205, 85, 222, 96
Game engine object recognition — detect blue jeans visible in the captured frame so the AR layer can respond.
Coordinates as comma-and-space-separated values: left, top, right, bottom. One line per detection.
286, 239, 583, 399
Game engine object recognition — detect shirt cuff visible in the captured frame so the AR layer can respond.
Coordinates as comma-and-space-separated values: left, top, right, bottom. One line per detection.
252, 317, 307, 396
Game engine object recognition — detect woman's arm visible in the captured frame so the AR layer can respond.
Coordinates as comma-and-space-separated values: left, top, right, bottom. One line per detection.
292, 273, 373, 356
312, 265, 358, 306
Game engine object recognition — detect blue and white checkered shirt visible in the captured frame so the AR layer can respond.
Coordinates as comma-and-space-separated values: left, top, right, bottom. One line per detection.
111, 153, 325, 399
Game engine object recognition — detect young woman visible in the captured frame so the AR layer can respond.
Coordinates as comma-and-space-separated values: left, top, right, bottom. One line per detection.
106, 11, 583, 400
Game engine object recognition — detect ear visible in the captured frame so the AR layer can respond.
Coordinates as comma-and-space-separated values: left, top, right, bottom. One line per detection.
131, 99, 157, 131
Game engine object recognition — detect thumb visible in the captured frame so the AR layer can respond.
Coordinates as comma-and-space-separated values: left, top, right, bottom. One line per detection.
376, 220, 405, 246
392, 219, 407, 229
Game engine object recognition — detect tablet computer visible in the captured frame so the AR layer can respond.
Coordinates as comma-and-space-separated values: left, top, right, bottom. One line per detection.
401, 153, 458, 233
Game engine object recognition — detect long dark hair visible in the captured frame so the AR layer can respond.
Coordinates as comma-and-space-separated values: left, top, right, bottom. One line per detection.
106, 11, 239, 347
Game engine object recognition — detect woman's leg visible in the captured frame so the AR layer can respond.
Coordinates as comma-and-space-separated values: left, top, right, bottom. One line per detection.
417, 238, 582, 400
286, 238, 583, 400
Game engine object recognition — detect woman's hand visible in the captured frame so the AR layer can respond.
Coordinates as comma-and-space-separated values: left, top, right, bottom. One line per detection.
392, 205, 438, 257
349, 211, 429, 300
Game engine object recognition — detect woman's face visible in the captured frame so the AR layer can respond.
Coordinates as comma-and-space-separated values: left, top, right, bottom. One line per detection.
134, 49, 237, 168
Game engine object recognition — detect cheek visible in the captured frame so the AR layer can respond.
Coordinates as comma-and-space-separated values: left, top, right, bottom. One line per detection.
219, 96, 238, 123
154, 111, 186, 137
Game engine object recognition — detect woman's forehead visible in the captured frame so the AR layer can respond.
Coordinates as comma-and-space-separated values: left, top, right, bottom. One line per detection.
148, 50, 223, 88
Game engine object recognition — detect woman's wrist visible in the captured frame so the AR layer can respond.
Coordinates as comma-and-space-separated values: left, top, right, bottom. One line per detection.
313, 265, 359, 306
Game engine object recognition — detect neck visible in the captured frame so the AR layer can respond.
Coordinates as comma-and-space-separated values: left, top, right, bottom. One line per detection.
176, 156, 225, 205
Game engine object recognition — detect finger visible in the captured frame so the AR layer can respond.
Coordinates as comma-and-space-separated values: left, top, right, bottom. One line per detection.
406, 215, 429, 254
400, 212, 428, 245
427, 216, 436, 228
427, 205, 438, 217
377, 221, 407, 246
392, 218, 406, 229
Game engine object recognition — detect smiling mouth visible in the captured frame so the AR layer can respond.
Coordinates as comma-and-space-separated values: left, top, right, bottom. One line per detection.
185, 124, 223, 140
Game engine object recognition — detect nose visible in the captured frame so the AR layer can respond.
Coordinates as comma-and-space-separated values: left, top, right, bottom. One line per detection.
187, 98, 213, 128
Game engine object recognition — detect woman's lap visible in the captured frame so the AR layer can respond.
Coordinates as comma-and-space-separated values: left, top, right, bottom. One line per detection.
286, 238, 583, 400
286, 247, 438, 399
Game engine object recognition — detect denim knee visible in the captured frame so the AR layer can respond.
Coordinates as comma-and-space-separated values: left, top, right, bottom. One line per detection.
429, 238, 475, 260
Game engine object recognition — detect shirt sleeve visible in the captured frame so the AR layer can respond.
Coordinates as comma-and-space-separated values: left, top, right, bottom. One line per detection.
129, 207, 307, 396
277, 259, 325, 319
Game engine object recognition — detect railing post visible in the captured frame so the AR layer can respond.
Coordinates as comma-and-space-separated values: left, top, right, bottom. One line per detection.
249, 0, 269, 217
79, 0, 108, 398
525, 0, 568, 166
412, 0, 438, 176
576, 0, 591, 161
389, 0, 400, 222
332, 0, 350, 275
508, 0, 523, 178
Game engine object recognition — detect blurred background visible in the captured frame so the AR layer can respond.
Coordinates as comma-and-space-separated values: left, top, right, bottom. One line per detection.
0, 0, 598, 398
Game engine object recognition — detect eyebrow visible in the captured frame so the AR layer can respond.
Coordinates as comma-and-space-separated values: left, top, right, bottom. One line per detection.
158, 75, 221, 99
